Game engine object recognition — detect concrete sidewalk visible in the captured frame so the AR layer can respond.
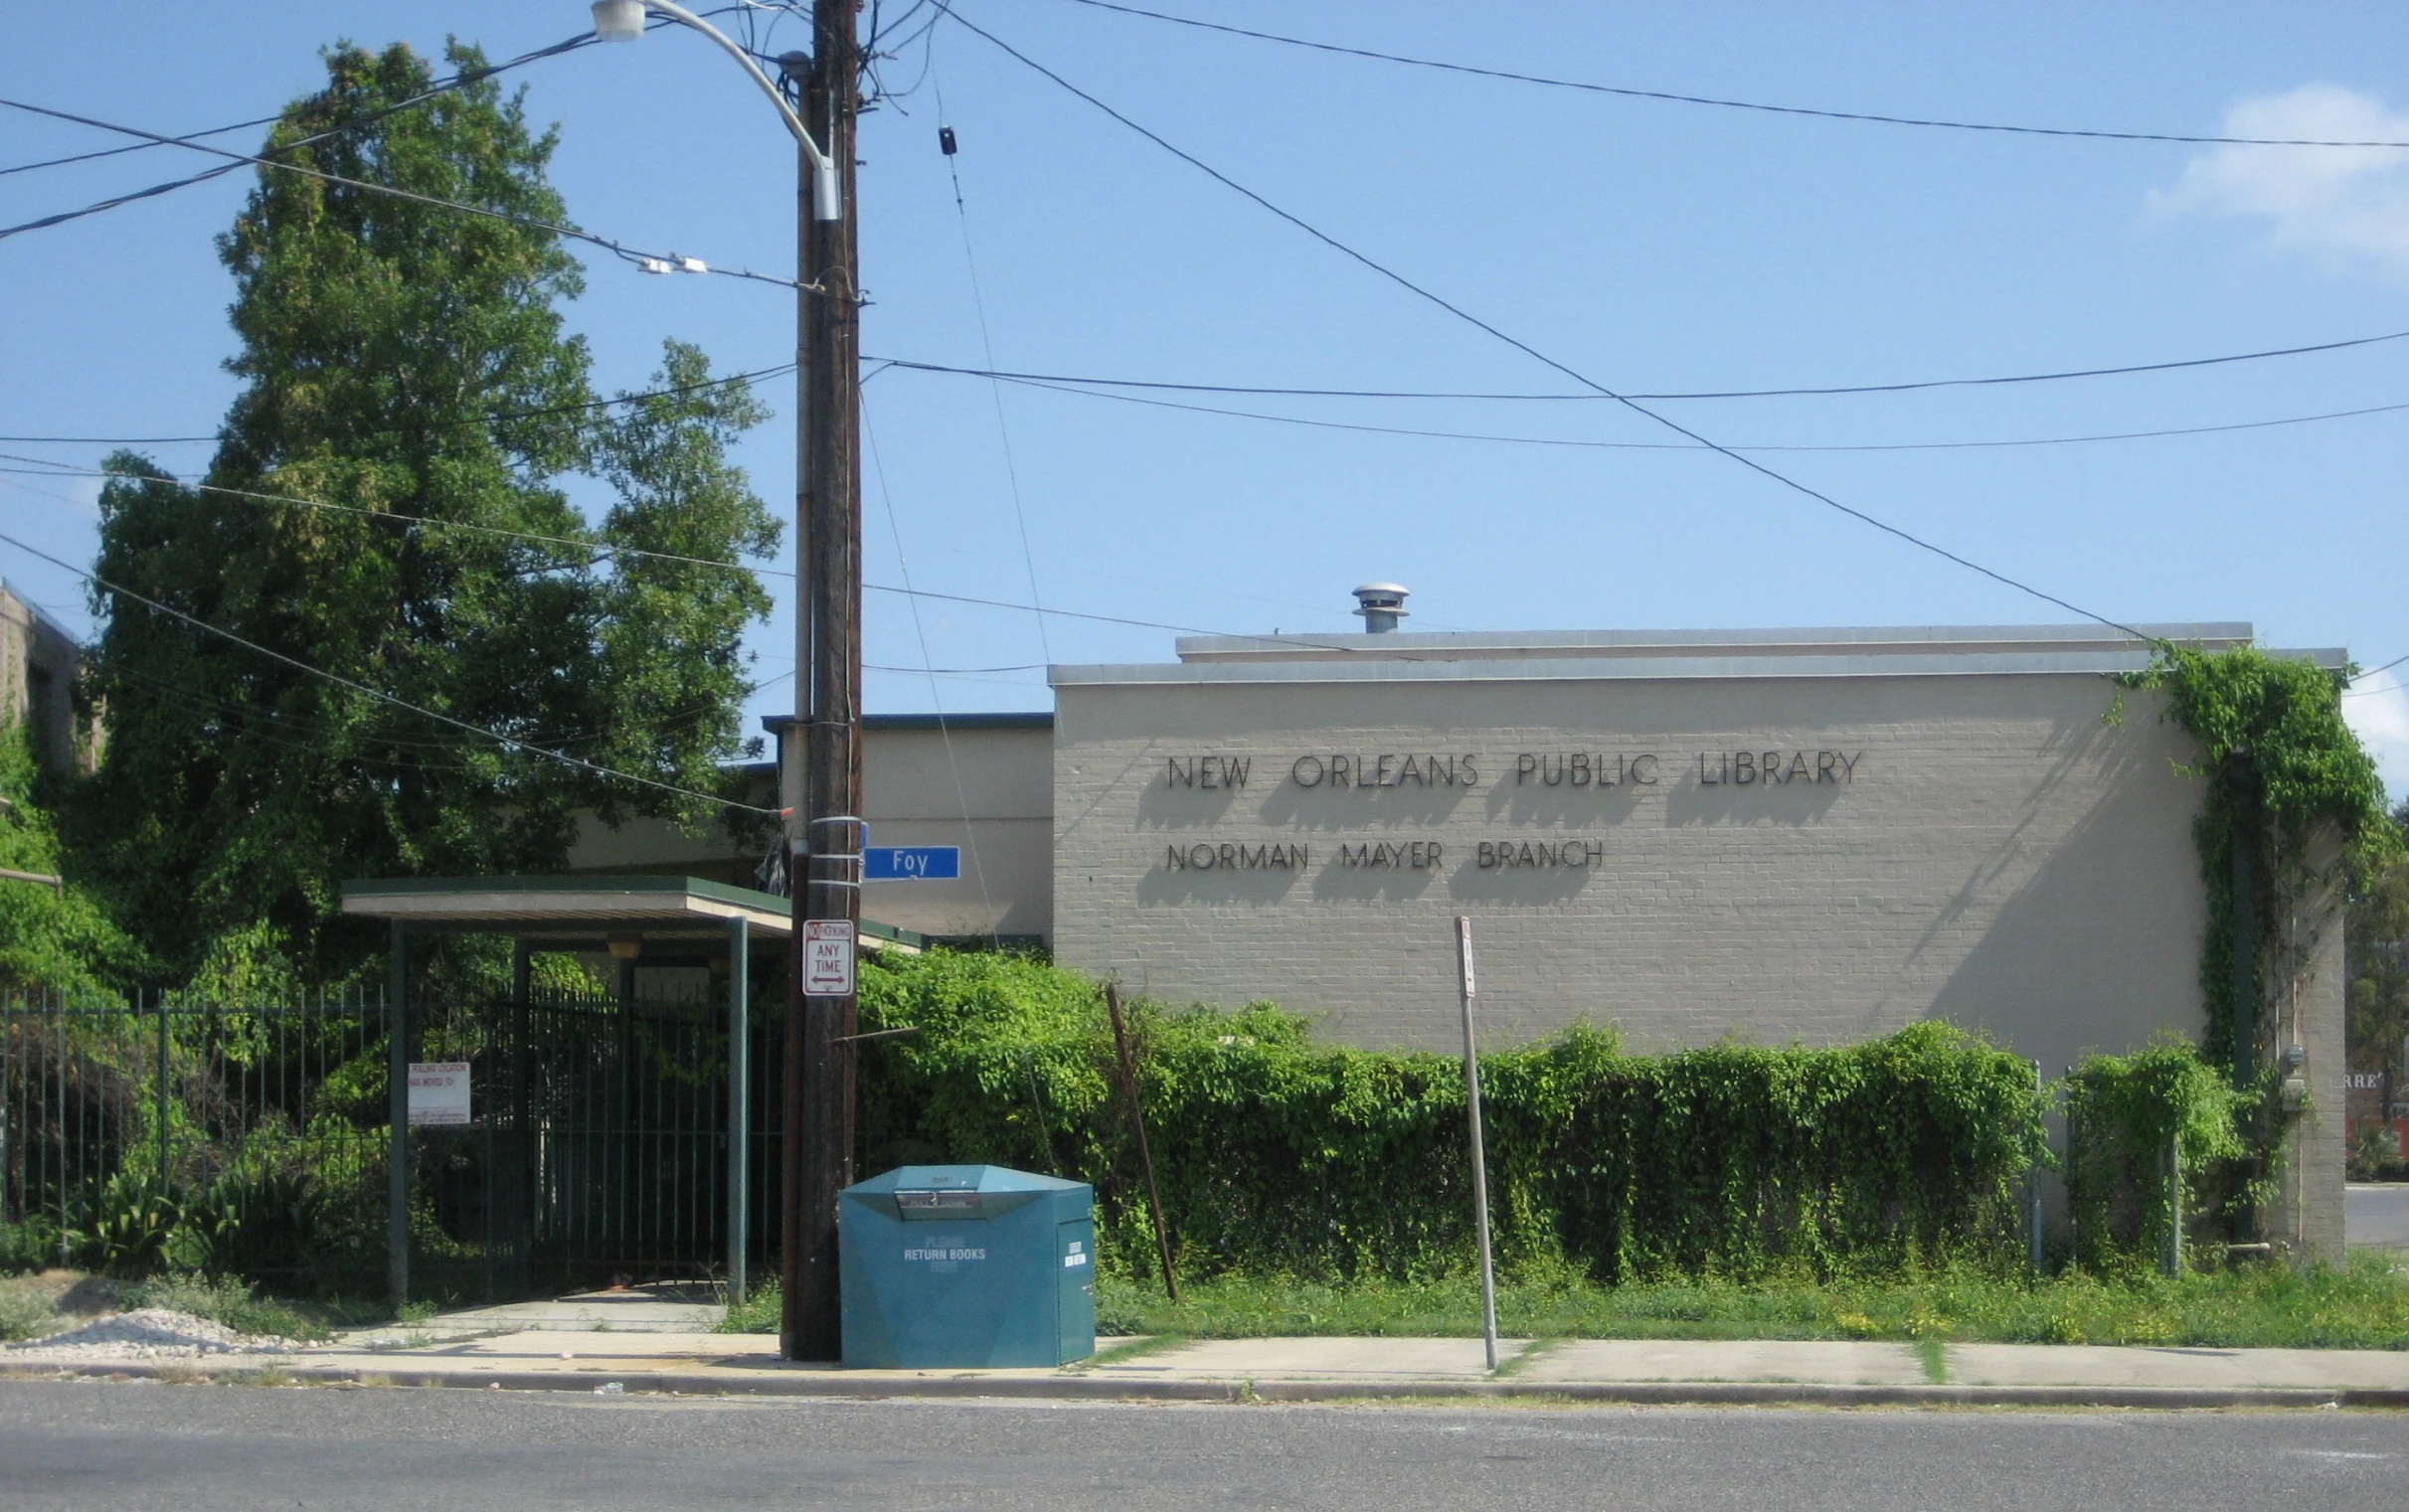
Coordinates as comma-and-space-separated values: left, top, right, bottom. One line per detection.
9, 1326, 2409, 1408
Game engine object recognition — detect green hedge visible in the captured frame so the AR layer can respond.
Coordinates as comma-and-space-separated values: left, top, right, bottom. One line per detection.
855, 950, 2050, 1283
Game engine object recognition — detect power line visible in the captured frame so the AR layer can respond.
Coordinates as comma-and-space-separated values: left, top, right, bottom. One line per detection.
27, 314, 2398, 447
865, 385, 1003, 946
0, 466, 794, 756
2343, 650, 2409, 697
934, 71, 1055, 664
0, 361, 795, 449
0, 95, 825, 297
0, 120, 278, 178
969, 373, 2409, 454
0, 524, 778, 817
868, 326, 2409, 403
949, 9, 2152, 641
0, 34, 599, 242
0, 453, 1280, 644
1056, 0, 2409, 151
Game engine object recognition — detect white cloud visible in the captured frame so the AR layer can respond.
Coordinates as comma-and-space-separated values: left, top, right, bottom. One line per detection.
2344, 666, 2409, 805
2154, 84, 2409, 274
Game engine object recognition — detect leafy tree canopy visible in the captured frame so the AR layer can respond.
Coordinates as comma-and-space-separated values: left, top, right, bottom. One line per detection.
70, 41, 779, 983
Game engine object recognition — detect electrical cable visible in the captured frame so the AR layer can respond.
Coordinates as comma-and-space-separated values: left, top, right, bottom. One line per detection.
0, 453, 1446, 657
0, 362, 794, 449
0, 525, 779, 816
864, 387, 1002, 945
0, 123, 276, 178
866, 327, 2409, 404
1054, 0, 2409, 150
961, 372, 2409, 454
933, 68, 1053, 664
23, 314, 2399, 446
949, 7, 2154, 642
0, 95, 826, 297
2342, 650, 2409, 697
0, 34, 600, 241
0, 469, 794, 757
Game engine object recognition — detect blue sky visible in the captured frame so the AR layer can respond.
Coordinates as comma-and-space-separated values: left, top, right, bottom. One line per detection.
4, 3, 2406, 790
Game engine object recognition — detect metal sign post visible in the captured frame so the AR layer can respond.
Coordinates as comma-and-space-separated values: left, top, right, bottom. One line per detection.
1456, 916, 1499, 1373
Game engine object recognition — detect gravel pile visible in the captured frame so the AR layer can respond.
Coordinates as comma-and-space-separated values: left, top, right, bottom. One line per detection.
2, 1308, 299, 1361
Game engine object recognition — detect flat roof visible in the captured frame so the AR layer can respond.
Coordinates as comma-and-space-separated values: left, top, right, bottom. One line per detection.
339, 875, 924, 954
1172, 622, 2253, 663
1053, 622, 2347, 687
342, 875, 796, 938
762, 712, 1053, 734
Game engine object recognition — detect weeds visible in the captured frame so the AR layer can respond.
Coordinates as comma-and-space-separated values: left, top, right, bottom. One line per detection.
118, 1271, 332, 1342
0, 1281, 63, 1342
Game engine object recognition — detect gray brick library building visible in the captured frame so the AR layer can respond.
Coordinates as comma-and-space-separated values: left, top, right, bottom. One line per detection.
737, 593, 2347, 1255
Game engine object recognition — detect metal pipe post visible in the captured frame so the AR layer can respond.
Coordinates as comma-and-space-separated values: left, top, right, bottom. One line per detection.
2163, 1128, 2184, 1277
727, 916, 750, 1305
153, 988, 170, 1200
2028, 1060, 2045, 1271
387, 920, 410, 1308
1455, 917, 1499, 1373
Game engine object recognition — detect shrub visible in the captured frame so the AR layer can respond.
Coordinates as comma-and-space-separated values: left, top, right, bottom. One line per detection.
856, 951, 2050, 1282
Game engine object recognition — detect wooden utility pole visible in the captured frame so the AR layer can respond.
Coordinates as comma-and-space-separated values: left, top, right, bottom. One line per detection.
781, 0, 862, 1363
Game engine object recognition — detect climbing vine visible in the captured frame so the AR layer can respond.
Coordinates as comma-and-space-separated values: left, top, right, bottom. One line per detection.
2121, 645, 2396, 1077
2062, 1040, 2254, 1271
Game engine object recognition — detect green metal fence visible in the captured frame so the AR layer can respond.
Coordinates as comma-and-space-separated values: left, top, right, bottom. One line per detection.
0, 986, 782, 1301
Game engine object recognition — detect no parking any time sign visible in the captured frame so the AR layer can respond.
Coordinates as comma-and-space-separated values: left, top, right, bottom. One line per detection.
803, 919, 856, 996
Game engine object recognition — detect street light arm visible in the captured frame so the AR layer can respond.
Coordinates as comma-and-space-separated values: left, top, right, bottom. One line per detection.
611, 0, 842, 219
641, 0, 827, 168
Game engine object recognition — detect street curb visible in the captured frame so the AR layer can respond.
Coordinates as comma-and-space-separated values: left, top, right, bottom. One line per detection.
6, 1359, 2405, 1410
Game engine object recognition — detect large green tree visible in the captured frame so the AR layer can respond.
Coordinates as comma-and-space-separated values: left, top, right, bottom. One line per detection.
72, 41, 778, 981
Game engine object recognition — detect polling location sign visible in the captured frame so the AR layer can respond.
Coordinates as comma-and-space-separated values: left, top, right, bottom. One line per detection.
803, 919, 856, 995
864, 845, 960, 881
407, 1063, 471, 1126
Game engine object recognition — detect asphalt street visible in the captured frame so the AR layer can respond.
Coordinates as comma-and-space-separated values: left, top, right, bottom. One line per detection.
2348, 1183, 2409, 1249
1, 1379, 2401, 1511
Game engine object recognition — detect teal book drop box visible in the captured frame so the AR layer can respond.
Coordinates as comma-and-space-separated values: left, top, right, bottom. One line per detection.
838, 1165, 1097, 1368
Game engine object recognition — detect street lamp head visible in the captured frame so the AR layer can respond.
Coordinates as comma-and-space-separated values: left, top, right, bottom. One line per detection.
593, 0, 647, 42
776, 51, 812, 84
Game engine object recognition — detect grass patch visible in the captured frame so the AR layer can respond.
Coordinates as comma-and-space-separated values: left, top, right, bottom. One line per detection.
718, 1282, 778, 1334
1070, 1334, 1182, 1370
118, 1272, 334, 1343
1916, 1336, 1949, 1383
0, 1281, 64, 1343
1094, 1253, 2409, 1350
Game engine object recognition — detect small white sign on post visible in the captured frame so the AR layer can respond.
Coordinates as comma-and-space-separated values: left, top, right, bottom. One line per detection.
803, 919, 857, 996
407, 1062, 471, 1127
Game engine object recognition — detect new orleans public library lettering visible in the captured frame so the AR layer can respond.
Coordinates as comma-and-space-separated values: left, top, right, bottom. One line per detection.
1158, 746, 1863, 873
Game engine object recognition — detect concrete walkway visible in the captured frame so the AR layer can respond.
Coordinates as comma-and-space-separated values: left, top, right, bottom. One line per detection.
9, 1325, 2409, 1408
334, 1284, 722, 1349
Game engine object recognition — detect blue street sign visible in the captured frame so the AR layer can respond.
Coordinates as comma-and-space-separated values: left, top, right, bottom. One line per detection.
864, 845, 961, 882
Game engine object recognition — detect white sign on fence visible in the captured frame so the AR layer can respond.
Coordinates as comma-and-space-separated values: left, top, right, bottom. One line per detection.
803, 919, 856, 996
407, 1062, 471, 1126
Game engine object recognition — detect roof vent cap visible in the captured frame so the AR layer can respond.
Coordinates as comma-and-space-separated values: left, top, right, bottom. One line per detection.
1352, 582, 1409, 634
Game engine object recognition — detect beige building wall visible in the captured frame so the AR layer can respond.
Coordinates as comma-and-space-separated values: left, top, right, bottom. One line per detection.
1051, 623, 2346, 1259
766, 713, 1054, 942
0, 581, 86, 770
